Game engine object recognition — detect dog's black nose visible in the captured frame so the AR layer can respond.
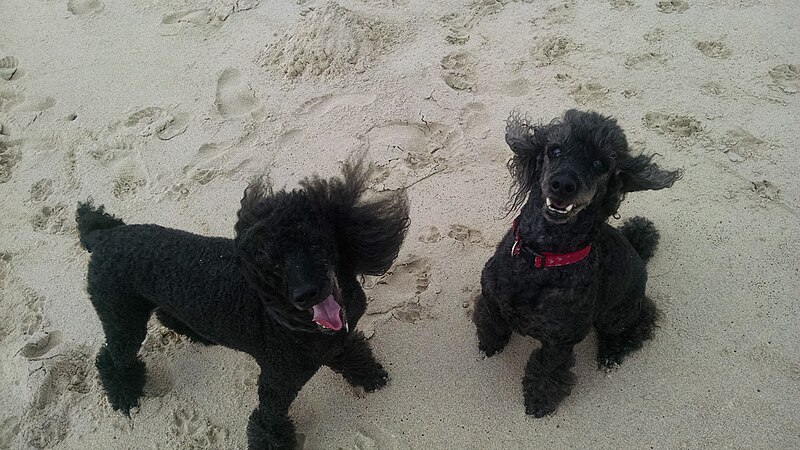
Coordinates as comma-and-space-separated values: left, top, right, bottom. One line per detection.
550, 175, 577, 195
292, 284, 320, 309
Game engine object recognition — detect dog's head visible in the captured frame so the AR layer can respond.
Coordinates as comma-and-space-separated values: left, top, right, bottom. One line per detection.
234, 156, 409, 333
506, 109, 681, 223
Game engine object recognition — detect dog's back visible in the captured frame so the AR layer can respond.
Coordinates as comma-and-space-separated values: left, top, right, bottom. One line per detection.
76, 202, 262, 353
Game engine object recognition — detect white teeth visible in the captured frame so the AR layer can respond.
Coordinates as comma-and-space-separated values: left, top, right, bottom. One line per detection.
546, 198, 574, 214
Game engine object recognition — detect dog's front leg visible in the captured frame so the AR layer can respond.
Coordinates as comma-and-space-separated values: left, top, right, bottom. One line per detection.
523, 343, 577, 417
473, 292, 512, 357
326, 331, 388, 392
247, 362, 319, 450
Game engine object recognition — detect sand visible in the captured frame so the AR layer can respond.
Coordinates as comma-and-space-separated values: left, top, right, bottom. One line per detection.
1, 0, 799, 448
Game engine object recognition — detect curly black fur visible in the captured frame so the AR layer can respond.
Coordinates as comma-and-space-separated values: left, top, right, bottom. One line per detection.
475, 109, 680, 417
77, 156, 409, 449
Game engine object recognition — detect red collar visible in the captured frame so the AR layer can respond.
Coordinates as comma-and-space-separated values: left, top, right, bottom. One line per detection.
511, 217, 592, 269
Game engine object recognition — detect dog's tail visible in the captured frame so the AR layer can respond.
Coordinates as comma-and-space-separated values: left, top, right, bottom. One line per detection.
619, 216, 660, 263
76, 201, 124, 251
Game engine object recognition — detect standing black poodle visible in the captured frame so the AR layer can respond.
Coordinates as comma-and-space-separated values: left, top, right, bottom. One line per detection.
474, 109, 681, 417
76, 156, 409, 449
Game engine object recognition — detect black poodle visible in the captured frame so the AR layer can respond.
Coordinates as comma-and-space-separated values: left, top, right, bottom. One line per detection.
76, 156, 409, 449
474, 109, 681, 417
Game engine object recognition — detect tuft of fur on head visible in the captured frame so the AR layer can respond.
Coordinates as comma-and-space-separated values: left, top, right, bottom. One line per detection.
76, 200, 125, 251
297, 155, 410, 275
233, 155, 409, 330
504, 109, 682, 218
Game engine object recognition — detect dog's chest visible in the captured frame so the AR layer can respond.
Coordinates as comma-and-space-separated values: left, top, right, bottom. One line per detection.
494, 257, 598, 339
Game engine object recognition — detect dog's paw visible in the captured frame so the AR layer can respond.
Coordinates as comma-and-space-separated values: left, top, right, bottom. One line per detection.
524, 401, 556, 418
357, 365, 389, 393
478, 340, 506, 358
597, 353, 623, 371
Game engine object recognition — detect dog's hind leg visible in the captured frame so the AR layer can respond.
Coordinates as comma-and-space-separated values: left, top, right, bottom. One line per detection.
247, 360, 319, 449
595, 295, 658, 369
523, 343, 578, 418
473, 292, 512, 357
326, 331, 388, 392
91, 290, 153, 415
155, 309, 215, 345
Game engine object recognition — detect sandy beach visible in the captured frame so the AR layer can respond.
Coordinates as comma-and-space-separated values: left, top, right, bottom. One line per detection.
1, 0, 798, 448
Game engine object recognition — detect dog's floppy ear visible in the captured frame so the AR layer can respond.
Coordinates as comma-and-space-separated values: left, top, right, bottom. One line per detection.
234, 175, 273, 239
617, 154, 682, 193
506, 112, 551, 212
600, 153, 682, 216
333, 157, 410, 276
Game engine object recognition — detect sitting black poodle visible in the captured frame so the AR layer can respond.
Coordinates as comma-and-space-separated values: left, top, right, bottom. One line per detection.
76, 156, 409, 449
474, 109, 681, 417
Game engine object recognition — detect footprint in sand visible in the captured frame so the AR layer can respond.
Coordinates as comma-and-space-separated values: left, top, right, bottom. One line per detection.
0, 252, 11, 285
643, 112, 702, 138
438, 0, 506, 45
21, 347, 92, 448
768, 64, 799, 94
656, 0, 689, 13
441, 52, 476, 92
0, 88, 55, 113
87, 136, 136, 167
0, 138, 23, 184
215, 68, 266, 121
162, 9, 212, 25
696, 41, 731, 59
191, 168, 222, 186
700, 81, 723, 96
296, 92, 376, 117
530, 36, 577, 67
358, 0, 408, 6
167, 408, 229, 448
67, 0, 104, 15
354, 425, 404, 449
237, 360, 260, 387
0, 271, 44, 342
125, 106, 190, 140
27, 178, 55, 203
0, 56, 19, 81
20, 330, 63, 359
643, 28, 664, 43
362, 120, 457, 191
0, 416, 20, 448
609, 0, 638, 10
448, 224, 484, 245
715, 127, 770, 161
418, 226, 443, 243
459, 102, 492, 140
570, 82, 609, 105
361, 256, 433, 335
31, 203, 71, 234
111, 167, 147, 199
750, 180, 780, 203
540, 1, 577, 25
0, 89, 25, 112
624, 52, 667, 69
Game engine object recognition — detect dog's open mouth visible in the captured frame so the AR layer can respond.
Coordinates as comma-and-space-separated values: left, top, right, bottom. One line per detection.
311, 295, 347, 332
546, 197, 575, 215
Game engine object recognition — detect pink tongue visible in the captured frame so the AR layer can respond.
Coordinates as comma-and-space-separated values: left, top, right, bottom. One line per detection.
312, 295, 342, 331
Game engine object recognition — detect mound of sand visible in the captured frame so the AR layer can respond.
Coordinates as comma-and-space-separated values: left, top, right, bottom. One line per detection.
257, 2, 397, 79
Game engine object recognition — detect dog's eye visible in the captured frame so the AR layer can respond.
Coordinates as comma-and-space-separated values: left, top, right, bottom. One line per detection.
593, 160, 606, 172
549, 146, 562, 157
